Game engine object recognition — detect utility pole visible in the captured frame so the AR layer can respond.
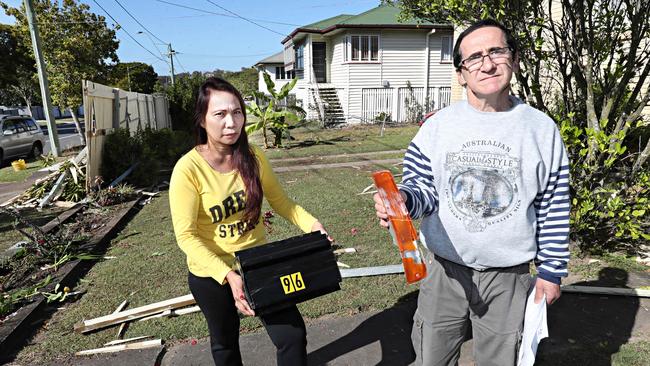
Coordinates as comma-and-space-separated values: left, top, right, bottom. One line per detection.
24, 0, 60, 156
168, 43, 176, 86
126, 64, 132, 91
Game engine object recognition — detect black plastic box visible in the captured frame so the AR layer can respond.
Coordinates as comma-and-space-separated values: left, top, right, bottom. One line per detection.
234, 232, 341, 315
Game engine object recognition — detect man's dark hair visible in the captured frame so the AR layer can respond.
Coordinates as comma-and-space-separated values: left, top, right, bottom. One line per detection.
452, 19, 518, 71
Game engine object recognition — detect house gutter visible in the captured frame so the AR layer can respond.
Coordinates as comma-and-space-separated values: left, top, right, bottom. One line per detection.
424, 29, 436, 106
282, 24, 451, 44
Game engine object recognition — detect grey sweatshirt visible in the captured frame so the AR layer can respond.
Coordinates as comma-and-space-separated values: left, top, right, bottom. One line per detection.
398, 97, 570, 284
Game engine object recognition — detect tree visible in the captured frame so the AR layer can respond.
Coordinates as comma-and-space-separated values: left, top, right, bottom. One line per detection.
246, 73, 304, 148
2, 0, 119, 144
387, 0, 650, 251
0, 23, 39, 109
108, 62, 158, 94
162, 72, 207, 132
223, 67, 258, 98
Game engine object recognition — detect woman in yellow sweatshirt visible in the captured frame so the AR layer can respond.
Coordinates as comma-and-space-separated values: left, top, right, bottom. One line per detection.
169, 77, 329, 366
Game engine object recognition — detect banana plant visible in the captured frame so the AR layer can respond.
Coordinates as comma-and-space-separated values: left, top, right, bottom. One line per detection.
246, 72, 304, 148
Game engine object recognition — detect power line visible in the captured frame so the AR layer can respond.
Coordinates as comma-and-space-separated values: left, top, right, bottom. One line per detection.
181, 51, 278, 58
173, 53, 187, 73
112, 0, 167, 45
204, 0, 286, 36
154, 0, 300, 27
91, 0, 167, 64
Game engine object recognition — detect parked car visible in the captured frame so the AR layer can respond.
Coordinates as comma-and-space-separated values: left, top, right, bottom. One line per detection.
0, 114, 46, 166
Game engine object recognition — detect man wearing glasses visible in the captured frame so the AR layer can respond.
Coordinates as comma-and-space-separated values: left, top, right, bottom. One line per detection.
373, 19, 570, 365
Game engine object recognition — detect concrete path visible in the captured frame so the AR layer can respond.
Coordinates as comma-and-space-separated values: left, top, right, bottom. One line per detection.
57, 285, 650, 366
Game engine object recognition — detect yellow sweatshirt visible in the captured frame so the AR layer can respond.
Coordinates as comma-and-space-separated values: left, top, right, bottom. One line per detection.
169, 145, 317, 284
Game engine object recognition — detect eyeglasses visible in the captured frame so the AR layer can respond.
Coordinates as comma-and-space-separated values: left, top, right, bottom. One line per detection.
460, 47, 513, 71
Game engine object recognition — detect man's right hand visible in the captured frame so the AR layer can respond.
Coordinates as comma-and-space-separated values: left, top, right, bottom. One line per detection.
373, 191, 407, 228
226, 270, 255, 316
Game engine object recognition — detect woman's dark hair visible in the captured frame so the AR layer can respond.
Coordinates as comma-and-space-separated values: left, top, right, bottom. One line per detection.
452, 19, 518, 71
194, 77, 262, 227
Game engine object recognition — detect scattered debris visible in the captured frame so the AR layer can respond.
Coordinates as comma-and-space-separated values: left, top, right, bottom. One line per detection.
109, 163, 139, 188
74, 294, 195, 333
333, 248, 357, 255
561, 285, 650, 298
104, 335, 153, 347
358, 184, 376, 195
337, 261, 350, 268
53, 201, 78, 208
75, 339, 162, 356
339, 265, 404, 278
350, 228, 358, 236
113, 300, 129, 339
138, 305, 201, 322
39, 148, 87, 208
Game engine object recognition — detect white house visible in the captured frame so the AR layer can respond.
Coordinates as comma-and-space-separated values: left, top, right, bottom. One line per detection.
254, 51, 295, 95
255, 4, 455, 125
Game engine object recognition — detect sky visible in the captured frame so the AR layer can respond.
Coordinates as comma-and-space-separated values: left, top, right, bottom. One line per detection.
0, 0, 381, 76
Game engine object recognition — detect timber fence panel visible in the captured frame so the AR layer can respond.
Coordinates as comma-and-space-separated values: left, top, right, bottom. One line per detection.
83, 80, 171, 188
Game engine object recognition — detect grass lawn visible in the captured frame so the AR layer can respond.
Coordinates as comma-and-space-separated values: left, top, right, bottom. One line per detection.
0, 155, 70, 183
250, 123, 420, 160
0, 159, 44, 183
12, 162, 413, 363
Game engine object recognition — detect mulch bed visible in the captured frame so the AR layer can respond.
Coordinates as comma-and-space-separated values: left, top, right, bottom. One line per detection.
0, 198, 142, 360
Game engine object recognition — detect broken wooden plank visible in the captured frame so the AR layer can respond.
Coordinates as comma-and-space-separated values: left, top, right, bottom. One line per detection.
138, 305, 201, 322
104, 335, 152, 347
113, 300, 129, 339
53, 201, 78, 208
333, 248, 357, 255
339, 265, 404, 278
40, 204, 84, 234
38, 170, 69, 208
109, 163, 139, 188
74, 294, 195, 334
561, 285, 650, 298
75, 339, 162, 356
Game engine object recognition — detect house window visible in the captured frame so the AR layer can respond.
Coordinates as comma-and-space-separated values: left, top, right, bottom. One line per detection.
275, 67, 295, 80
441, 36, 453, 62
295, 44, 304, 70
346, 35, 379, 62
275, 66, 285, 79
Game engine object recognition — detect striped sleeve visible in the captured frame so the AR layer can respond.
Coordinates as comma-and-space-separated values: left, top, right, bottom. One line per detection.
397, 141, 439, 219
534, 137, 571, 284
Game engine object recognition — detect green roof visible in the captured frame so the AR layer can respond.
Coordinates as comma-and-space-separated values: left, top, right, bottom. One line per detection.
338, 4, 434, 26
283, 4, 448, 44
302, 14, 355, 30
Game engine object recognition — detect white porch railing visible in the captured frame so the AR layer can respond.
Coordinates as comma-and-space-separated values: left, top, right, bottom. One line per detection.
361, 88, 394, 123
362, 86, 451, 123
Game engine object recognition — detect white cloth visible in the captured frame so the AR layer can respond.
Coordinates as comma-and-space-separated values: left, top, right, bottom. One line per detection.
517, 283, 549, 366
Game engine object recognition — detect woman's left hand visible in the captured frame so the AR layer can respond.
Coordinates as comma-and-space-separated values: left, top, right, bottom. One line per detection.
311, 221, 334, 243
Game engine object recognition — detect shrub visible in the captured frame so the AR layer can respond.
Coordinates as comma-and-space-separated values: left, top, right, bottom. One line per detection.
101, 127, 192, 187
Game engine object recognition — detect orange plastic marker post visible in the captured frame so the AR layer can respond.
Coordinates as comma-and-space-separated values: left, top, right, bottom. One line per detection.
372, 170, 427, 284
